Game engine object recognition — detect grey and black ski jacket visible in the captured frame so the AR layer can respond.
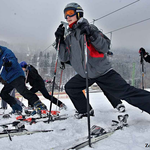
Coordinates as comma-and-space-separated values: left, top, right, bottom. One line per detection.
59, 18, 112, 78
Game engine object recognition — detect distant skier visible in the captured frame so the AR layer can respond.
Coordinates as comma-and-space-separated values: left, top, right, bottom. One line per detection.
139, 47, 150, 63
20, 61, 67, 110
55, 2, 150, 119
0, 45, 47, 115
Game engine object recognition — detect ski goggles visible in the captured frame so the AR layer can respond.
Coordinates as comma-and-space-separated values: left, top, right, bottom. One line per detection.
64, 9, 76, 19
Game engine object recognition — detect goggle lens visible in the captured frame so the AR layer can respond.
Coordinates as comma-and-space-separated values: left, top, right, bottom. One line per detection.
64, 9, 76, 19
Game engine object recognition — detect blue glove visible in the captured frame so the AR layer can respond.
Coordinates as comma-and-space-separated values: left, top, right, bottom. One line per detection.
2, 57, 12, 67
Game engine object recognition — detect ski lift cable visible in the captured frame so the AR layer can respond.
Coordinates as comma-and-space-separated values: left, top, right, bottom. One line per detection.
105, 17, 150, 34
43, 43, 54, 52
90, 0, 140, 24
42, 0, 140, 52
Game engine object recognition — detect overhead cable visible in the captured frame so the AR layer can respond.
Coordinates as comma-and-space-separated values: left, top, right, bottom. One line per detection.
91, 0, 140, 24
105, 17, 150, 34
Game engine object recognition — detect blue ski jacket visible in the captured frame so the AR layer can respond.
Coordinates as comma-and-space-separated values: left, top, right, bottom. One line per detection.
0, 45, 25, 83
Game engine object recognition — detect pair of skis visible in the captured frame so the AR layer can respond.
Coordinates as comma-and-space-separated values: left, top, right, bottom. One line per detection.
0, 116, 67, 141
16, 110, 67, 124
0, 123, 65, 141
0, 113, 128, 146
16, 113, 68, 125
0, 110, 68, 141
50, 114, 129, 150
0, 110, 68, 124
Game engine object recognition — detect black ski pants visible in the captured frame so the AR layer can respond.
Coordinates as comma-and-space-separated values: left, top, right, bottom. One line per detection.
0, 88, 25, 109
1, 76, 39, 106
29, 86, 63, 107
1, 99, 7, 109
101, 89, 122, 108
65, 69, 150, 114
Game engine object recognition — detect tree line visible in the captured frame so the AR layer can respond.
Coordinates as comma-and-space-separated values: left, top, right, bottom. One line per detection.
1, 40, 150, 91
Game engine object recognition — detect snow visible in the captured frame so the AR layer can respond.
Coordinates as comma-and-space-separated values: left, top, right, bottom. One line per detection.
0, 91, 150, 150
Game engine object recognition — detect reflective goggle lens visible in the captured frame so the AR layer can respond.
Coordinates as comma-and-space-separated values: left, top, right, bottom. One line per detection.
64, 9, 76, 19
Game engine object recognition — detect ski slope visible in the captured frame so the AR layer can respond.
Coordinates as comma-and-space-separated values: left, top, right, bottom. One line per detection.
0, 91, 150, 150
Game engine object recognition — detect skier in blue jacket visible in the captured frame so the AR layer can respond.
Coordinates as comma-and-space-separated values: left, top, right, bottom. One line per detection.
0, 45, 47, 114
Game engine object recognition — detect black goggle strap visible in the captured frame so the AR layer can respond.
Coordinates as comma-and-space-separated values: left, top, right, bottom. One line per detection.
76, 9, 83, 19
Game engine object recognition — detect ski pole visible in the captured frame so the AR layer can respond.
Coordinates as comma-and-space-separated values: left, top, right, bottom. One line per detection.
84, 34, 91, 147
0, 66, 4, 75
140, 53, 144, 89
56, 63, 65, 111
48, 37, 61, 123
0, 66, 4, 113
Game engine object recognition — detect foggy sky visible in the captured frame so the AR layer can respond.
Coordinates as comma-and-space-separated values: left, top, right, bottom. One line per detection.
0, 0, 150, 50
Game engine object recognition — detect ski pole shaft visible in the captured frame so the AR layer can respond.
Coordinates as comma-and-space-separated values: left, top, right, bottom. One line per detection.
57, 68, 64, 99
48, 37, 61, 123
56, 67, 64, 111
84, 35, 91, 147
142, 66, 144, 90
0, 66, 4, 75
140, 53, 144, 89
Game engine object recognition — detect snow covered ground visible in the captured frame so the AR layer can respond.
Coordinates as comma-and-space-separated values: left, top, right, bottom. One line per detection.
0, 91, 150, 150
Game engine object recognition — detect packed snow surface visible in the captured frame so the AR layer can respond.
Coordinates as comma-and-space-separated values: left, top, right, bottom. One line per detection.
0, 90, 150, 150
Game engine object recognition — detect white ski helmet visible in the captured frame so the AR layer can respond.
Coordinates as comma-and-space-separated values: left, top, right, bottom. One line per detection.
64, 2, 83, 20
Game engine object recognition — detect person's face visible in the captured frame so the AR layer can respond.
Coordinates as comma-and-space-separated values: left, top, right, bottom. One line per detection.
22, 68, 26, 71
64, 9, 77, 25
66, 15, 77, 25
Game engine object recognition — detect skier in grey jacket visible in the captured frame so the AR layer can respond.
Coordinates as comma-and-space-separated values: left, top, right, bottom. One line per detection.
55, 2, 150, 119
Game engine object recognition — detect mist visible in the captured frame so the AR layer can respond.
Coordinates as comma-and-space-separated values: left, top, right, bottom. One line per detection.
0, 0, 150, 51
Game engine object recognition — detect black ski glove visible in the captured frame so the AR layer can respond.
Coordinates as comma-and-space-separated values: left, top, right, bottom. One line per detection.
139, 47, 147, 56
80, 22, 91, 36
107, 51, 113, 56
0, 76, 6, 85
79, 22, 97, 42
60, 62, 65, 70
55, 24, 65, 45
2, 57, 12, 67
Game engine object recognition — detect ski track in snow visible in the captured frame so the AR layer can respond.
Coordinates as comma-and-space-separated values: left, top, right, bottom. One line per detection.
0, 91, 150, 150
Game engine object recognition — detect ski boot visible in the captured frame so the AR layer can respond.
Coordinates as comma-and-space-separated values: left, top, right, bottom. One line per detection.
31, 100, 47, 117
23, 105, 34, 116
10, 103, 22, 115
74, 109, 94, 119
116, 103, 125, 113
90, 125, 106, 137
59, 103, 67, 110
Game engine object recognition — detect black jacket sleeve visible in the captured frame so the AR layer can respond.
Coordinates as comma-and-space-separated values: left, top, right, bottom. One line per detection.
28, 65, 39, 80
27, 65, 45, 88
